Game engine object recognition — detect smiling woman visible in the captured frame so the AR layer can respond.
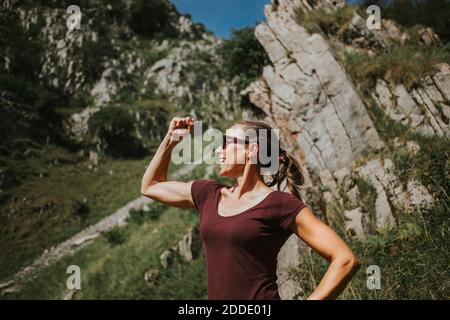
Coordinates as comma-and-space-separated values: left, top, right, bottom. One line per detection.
140, 117, 361, 300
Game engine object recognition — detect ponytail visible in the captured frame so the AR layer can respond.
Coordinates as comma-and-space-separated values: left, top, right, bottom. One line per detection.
265, 146, 304, 200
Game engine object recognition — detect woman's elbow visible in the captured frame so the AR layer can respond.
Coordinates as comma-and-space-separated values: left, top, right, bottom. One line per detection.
140, 188, 149, 196
140, 182, 158, 197
344, 254, 361, 274
140, 185, 150, 196
335, 253, 361, 274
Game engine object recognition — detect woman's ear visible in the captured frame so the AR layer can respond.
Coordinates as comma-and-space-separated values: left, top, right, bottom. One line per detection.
247, 143, 259, 164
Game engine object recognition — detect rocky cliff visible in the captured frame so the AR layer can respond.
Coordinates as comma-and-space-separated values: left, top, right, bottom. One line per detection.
242, 0, 449, 299
1, 0, 241, 156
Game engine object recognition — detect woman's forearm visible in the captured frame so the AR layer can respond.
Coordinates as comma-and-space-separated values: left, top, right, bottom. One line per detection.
307, 257, 360, 300
140, 132, 177, 193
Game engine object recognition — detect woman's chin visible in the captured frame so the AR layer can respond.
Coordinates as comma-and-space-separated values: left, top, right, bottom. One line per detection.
219, 164, 231, 176
219, 166, 226, 176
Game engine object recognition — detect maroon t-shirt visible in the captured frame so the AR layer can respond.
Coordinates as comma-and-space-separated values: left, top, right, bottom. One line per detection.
190, 179, 307, 300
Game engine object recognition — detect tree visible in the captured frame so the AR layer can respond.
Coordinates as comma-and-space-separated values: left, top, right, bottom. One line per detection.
129, 0, 173, 38
217, 26, 270, 90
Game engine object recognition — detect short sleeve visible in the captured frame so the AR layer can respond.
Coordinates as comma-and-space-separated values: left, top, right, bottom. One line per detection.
190, 179, 216, 213
278, 193, 307, 233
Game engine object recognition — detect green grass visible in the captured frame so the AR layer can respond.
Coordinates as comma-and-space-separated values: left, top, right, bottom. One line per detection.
0, 138, 203, 282
294, 3, 450, 93
366, 103, 450, 203
294, 5, 357, 36
344, 44, 450, 92
3, 206, 207, 299
291, 204, 449, 299
0, 151, 151, 280
355, 177, 377, 233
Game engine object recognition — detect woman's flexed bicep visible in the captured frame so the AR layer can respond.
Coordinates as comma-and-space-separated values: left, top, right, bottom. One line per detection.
141, 181, 195, 209
139, 116, 196, 209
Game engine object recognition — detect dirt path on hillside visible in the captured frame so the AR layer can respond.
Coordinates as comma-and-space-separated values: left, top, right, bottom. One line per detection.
0, 164, 199, 294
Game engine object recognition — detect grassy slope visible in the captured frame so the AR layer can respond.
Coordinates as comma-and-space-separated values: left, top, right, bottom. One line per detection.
0, 129, 212, 281
4, 206, 207, 299
0, 150, 148, 280
0, 129, 219, 299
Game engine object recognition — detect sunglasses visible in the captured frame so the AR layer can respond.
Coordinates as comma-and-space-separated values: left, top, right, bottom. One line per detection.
222, 135, 250, 149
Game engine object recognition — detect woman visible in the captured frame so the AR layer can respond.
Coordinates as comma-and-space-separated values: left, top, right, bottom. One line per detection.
140, 116, 361, 300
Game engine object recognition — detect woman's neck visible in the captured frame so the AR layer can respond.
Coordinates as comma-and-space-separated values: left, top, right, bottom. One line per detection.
232, 165, 269, 199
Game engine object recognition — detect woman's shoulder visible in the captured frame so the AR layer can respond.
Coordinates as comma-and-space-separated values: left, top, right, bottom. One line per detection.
268, 190, 306, 211
268, 191, 307, 232
270, 190, 302, 201
191, 179, 228, 212
191, 179, 229, 194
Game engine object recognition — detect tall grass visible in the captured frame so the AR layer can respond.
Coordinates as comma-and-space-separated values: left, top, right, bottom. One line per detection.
291, 204, 449, 299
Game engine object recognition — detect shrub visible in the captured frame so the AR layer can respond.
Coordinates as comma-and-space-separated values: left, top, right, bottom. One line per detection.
129, 0, 174, 38
0, 9, 43, 78
71, 200, 90, 219
100, 0, 127, 24
104, 227, 127, 246
128, 202, 167, 225
197, 51, 213, 64
88, 107, 146, 158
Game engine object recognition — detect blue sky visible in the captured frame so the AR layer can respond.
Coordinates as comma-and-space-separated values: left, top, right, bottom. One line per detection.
172, 0, 362, 39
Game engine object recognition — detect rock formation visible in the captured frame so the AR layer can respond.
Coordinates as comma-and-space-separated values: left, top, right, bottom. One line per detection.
242, 0, 448, 299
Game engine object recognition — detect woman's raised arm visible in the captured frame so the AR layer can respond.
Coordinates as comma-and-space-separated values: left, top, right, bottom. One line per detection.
140, 116, 196, 209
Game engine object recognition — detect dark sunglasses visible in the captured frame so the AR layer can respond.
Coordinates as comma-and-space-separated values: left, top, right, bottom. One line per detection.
222, 135, 250, 149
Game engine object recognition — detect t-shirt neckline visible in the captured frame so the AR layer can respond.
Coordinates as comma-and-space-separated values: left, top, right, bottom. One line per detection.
215, 186, 278, 218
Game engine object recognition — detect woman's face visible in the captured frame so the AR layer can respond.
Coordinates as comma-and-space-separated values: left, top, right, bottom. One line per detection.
215, 126, 258, 177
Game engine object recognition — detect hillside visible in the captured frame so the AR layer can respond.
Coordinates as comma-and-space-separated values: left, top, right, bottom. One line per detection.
0, 0, 449, 299
0, 0, 239, 290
